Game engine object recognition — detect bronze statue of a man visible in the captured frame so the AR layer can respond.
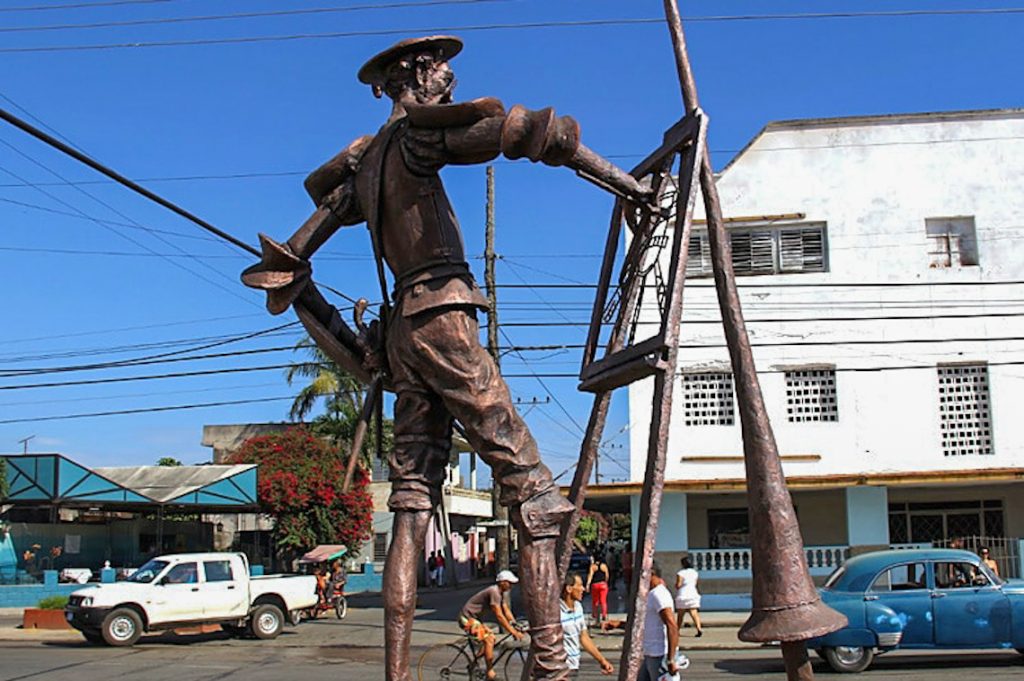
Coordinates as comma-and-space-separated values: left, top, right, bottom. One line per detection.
244, 35, 647, 681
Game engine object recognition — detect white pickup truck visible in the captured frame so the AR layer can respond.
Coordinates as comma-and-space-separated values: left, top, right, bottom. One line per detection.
64, 552, 318, 646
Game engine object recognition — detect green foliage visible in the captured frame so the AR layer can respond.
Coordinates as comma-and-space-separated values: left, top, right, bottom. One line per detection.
157, 457, 182, 467
228, 428, 373, 558
36, 595, 69, 610
286, 335, 393, 466
0, 457, 8, 500
576, 516, 598, 546
609, 513, 632, 542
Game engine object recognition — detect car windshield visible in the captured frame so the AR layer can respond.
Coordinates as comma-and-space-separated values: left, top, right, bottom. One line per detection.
127, 559, 169, 583
822, 565, 846, 590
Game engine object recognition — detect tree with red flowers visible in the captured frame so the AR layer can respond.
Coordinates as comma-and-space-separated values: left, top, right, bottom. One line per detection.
228, 428, 373, 560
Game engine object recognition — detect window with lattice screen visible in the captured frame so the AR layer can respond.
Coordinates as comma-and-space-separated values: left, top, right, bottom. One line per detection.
785, 369, 838, 422
686, 223, 827, 277
926, 217, 978, 268
937, 364, 992, 456
682, 372, 735, 426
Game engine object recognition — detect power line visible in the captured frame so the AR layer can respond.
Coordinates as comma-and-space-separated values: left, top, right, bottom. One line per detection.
0, 0, 172, 13
0, 0, 523, 33
0, 146, 260, 309
0, 313, 264, 346
3, 9, 1022, 53
0, 380, 284, 408
0, 363, 304, 391
0, 395, 296, 425
494, 279, 1024, 290
498, 309, 1024, 327
0, 321, 300, 377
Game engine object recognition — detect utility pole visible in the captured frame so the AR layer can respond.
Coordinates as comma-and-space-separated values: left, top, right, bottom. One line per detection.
17, 435, 35, 454
484, 165, 511, 572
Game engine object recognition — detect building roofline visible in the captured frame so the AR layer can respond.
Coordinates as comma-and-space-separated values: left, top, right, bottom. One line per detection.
571, 467, 1024, 497
719, 107, 1024, 175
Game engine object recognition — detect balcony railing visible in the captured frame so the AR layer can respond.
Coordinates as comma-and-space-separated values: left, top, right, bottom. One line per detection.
689, 545, 850, 577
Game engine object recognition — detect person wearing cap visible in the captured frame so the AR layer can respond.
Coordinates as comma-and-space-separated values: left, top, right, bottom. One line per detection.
458, 570, 524, 680
243, 34, 649, 681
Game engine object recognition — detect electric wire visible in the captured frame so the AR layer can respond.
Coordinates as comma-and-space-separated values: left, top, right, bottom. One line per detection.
3, 9, 1023, 53
0, 0, 526, 33
0, 0, 172, 13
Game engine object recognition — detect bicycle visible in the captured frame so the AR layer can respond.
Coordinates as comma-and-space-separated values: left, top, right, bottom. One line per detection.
304, 586, 348, 620
417, 622, 528, 681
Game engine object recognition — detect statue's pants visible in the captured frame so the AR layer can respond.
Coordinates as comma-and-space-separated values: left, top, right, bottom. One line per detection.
382, 303, 570, 681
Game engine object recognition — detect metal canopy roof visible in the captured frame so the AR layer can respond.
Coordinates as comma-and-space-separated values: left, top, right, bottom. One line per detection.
1, 453, 257, 509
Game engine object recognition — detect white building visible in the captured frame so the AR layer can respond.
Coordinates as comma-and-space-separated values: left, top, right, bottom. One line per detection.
604, 109, 1024, 584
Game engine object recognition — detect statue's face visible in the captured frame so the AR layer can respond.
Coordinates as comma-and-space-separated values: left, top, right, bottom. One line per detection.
413, 55, 455, 105
384, 50, 456, 105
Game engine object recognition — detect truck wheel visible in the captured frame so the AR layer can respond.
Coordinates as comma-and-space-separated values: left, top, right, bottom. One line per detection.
101, 608, 143, 647
249, 604, 284, 640
824, 645, 874, 673
82, 629, 106, 645
221, 623, 247, 637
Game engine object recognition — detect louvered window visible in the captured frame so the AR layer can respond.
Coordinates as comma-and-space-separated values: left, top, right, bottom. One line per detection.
686, 222, 827, 277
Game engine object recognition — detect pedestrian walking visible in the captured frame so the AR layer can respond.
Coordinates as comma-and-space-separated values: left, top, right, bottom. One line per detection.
638, 562, 687, 681
427, 551, 438, 586
674, 556, 703, 637
436, 552, 446, 586
561, 573, 614, 677
586, 553, 611, 624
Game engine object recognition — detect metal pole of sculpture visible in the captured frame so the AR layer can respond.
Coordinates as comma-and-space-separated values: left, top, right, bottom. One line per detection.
659, 5, 848, 680
241, 36, 651, 681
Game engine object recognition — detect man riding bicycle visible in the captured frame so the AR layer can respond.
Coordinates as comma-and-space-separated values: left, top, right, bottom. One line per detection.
458, 571, 524, 680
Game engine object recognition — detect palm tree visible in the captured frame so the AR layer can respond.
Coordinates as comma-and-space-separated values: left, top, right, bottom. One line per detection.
285, 336, 392, 465
285, 336, 365, 423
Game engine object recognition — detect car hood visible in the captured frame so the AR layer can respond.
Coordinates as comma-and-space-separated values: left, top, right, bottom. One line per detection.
71, 582, 153, 602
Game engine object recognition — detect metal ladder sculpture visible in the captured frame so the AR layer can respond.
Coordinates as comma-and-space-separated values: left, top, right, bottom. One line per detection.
558, 2, 847, 679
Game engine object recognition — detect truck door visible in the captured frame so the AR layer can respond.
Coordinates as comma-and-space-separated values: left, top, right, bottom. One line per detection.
930, 560, 1012, 646
149, 561, 206, 624
201, 558, 248, 620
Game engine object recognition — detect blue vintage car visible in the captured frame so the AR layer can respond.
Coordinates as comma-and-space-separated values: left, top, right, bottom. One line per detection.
806, 548, 1024, 673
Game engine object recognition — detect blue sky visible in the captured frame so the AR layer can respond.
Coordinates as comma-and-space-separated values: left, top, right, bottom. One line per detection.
0, 0, 1020, 477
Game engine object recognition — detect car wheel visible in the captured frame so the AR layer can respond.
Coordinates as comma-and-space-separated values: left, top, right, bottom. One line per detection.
82, 629, 106, 645
824, 645, 874, 673
101, 608, 143, 647
249, 604, 284, 640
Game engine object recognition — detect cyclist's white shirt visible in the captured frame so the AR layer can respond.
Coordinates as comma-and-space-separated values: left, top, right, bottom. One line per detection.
560, 600, 586, 670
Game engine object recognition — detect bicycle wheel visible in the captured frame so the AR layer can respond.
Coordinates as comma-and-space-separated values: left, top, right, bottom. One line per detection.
417, 642, 478, 681
502, 646, 527, 681
334, 596, 348, 620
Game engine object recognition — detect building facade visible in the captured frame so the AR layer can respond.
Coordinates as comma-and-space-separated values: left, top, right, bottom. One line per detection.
615, 109, 1024, 584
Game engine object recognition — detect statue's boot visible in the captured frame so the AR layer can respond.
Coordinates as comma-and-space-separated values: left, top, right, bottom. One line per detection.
513, 491, 575, 680
383, 509, 432, 681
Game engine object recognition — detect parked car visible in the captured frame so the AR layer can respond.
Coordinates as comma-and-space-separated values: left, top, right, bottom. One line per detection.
64, 552, 318, 646
807, 548, 1024, 673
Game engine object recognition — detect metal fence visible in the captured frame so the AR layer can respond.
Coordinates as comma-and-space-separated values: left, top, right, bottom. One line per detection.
933, 535, 1021, 579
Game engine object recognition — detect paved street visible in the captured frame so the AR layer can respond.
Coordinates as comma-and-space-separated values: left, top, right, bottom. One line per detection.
1, 641, 1023, 681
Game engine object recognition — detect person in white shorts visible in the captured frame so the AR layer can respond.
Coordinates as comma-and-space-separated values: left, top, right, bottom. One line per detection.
674, 556, 703, 637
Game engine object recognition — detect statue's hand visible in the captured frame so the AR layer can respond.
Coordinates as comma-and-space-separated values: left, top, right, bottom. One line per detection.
240, 234, 312, 315
358, 318, 387, 374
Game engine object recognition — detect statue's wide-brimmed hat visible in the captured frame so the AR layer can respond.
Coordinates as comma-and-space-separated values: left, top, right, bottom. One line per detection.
357, 35, 463, 85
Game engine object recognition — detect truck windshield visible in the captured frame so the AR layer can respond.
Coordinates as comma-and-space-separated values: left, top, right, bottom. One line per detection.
127, 559, 170, 583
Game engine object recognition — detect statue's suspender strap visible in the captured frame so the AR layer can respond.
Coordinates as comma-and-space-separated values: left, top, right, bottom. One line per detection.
363, 119, 406, 329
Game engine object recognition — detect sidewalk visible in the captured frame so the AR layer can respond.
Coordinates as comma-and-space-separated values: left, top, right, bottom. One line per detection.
0, 583, 760, 651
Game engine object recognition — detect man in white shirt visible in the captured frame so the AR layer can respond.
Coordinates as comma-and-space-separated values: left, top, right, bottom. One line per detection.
560, 573, 614, 677
639, 562, 683, 680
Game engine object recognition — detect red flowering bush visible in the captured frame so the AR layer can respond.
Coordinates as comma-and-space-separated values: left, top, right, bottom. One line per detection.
228, 428, 373, 556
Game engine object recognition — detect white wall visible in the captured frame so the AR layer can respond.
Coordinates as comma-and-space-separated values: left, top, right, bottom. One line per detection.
629, 110, 1024, 483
